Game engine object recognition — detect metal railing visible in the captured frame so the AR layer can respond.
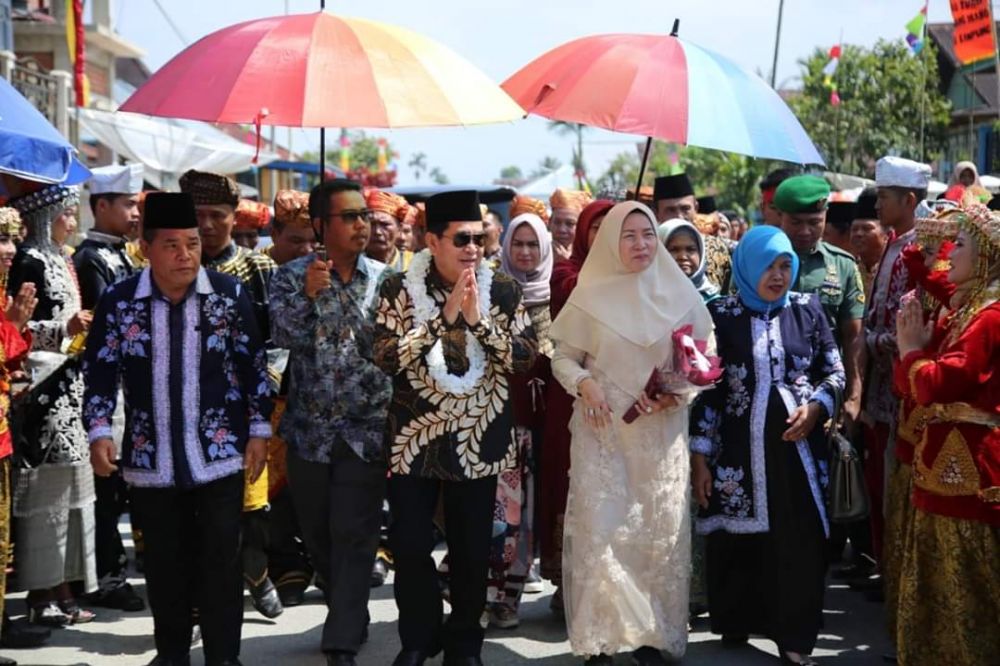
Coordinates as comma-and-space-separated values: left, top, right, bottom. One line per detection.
0, 49, 71, 137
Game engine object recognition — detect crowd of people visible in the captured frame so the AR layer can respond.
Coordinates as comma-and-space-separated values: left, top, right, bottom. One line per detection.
0, 151, 993, 666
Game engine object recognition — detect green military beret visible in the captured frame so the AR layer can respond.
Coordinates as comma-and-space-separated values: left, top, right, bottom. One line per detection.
773, 175, 831, 213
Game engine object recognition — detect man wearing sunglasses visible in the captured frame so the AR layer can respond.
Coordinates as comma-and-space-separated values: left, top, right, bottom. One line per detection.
269, 178, 393, 666
373, 190, 538, 666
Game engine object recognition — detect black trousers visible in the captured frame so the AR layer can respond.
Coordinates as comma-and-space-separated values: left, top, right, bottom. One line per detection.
131, 474, 244, 664
266, 486, 312, 584
287, 447, 385, 655
94, 468, 128, 587
388, 474, 497, 659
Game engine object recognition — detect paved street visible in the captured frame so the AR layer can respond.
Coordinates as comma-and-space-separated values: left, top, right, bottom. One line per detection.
5, 524, 892, 665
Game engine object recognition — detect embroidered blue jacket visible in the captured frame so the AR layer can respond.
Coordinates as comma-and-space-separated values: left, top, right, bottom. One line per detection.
82, 268, 273, 488
689, 292, 845, 537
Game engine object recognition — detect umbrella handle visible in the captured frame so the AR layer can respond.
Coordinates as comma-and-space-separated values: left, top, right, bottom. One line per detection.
634, 137, 653, 201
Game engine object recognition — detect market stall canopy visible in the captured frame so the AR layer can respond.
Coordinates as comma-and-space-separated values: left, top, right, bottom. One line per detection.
77, 108, 279, 189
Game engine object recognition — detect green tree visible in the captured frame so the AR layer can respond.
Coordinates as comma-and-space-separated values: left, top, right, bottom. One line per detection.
499, 165, 523, 180
548, 121, 588, 188
529, 156, 563, 179
789, 39, 951, 176
409, 151, 428, 181
429, 167, 449, 184
596, 141, 776, 215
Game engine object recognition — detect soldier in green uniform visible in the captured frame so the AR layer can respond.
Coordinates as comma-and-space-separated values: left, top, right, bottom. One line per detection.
774, 175, 865, 426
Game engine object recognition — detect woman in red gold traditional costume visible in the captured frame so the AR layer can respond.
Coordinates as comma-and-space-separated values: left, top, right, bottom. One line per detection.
893, 203, 1000, 666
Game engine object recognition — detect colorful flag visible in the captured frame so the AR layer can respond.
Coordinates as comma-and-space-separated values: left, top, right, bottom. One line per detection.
950, 0, 996, 65
65, 0, 88, 106
376, 137, 388, 173
339, 129, 350, 173
823, 45, 841, 106
906, 1, 929, 54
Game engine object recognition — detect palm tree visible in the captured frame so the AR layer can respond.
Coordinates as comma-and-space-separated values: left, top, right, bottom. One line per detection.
548, 121, 588, 189
429, 167, 449, 184
408, 152, 428, 181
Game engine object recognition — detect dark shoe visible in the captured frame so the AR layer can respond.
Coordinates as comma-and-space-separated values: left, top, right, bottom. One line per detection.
632, 646, 668, 665
87, 582, 146, 611
721, 633, 749, 648
848, 573, 882, 591
371, 557, 389, 588
327, 654, 357, 666
585, 656, 614, 665
881, 652, 898, 662
274, 571, 310, 607
0, 655, 16, 665
147, 656, 192, 666
248, 577, 284, 619
392, 650, 431, 666
832, 562, 875, 580
1, 618, 50, 649
443, 657, 483, 666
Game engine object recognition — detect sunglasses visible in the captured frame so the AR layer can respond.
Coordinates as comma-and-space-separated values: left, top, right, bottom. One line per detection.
328, 209, 375, 224
442, 231, 487, 248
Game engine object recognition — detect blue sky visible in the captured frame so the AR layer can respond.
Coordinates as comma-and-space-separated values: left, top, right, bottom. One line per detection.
114, 0, 956, 186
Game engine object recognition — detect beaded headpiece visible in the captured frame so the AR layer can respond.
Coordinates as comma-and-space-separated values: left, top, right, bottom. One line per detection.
9, 184, 79, 216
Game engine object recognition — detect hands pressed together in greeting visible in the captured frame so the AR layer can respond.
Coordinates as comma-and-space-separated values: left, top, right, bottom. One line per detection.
443, 267, 481, 327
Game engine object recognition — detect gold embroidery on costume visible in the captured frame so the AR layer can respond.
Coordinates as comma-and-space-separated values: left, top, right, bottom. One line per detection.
915, 428, 980, 497
979, 486, 1000, 503
907, 359, 934, 398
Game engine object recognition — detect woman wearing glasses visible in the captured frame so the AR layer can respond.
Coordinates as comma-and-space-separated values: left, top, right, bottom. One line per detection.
373, 190, 538, 666
550, 201, 713, 665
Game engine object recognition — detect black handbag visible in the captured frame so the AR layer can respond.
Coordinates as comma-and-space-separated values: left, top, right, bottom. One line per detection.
827, 390, 870, 524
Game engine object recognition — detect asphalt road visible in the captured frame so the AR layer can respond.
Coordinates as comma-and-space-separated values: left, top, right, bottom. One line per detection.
4, 523, 893, 665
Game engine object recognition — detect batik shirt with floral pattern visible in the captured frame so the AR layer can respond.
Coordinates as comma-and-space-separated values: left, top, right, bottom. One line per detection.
269, 253, 393, 464
689, 292, 845, 536
82, 268, 273, 488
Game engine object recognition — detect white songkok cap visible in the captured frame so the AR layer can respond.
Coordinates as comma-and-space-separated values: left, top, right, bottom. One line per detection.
88, 163, 144, 195
875, 156, 931, 189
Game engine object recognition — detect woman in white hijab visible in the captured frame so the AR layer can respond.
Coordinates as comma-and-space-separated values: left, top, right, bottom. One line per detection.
550, 201, 713, 665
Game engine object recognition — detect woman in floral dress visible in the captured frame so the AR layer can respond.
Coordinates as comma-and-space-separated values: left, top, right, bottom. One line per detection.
689, 226, 844, 666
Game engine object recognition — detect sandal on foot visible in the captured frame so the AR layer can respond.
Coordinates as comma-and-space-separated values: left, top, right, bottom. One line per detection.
56, 601, 96, 625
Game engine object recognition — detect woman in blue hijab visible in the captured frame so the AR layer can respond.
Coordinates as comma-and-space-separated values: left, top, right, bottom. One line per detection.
688, 226, 845, 666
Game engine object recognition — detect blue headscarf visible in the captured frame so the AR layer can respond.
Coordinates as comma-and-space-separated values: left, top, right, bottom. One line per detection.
732, 225, 800, 313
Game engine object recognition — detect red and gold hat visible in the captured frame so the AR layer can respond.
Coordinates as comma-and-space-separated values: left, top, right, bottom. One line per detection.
273, 190, 311, 228
234, 199, 270, 230
962, 203, 1000, 258
509, 195, 549, 223
364, 189, 409, 222
550, 188, 592, 214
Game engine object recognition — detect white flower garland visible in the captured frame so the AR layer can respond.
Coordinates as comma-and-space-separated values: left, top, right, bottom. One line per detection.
405, 250, 493, 396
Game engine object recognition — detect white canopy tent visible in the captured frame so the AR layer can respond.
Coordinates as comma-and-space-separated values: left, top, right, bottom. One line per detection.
77, 108, 279, 190
518, 165, 578, 199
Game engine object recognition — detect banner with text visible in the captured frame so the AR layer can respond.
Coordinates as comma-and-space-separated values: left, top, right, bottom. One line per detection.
950, 0, 996, 64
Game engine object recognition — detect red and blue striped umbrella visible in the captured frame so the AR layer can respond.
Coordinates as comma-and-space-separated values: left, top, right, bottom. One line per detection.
502, 32, 825, 166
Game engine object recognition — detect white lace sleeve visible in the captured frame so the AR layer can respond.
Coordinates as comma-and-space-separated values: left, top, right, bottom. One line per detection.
552, 341, 591, 396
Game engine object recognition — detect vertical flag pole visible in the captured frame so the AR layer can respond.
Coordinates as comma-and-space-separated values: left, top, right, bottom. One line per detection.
919, 6, 927, 163
770, 0, 786, 88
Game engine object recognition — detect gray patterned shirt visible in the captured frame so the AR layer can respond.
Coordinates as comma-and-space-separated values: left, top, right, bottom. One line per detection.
269, 253, 393, 464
